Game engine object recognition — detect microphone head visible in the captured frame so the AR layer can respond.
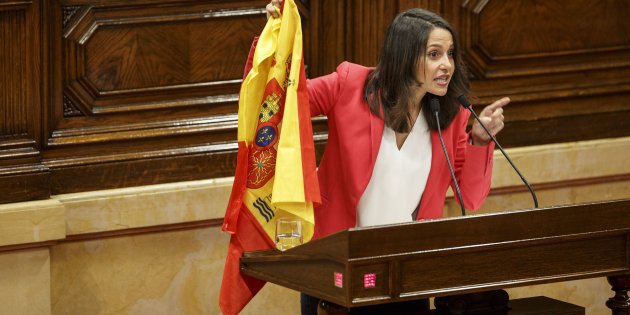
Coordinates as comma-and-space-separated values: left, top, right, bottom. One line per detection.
458, 95, 472, 108
457, 95, 472, 108
430, 97, 440, 113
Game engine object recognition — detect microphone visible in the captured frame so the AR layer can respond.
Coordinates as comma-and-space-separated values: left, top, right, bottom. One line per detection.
431, 97, 466, 216
458, 95, 539, 209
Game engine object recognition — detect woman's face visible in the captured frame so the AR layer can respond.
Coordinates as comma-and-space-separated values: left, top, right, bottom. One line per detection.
416, 27, 455, 97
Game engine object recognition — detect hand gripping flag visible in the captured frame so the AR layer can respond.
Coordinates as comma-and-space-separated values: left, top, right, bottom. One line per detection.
219, 0, 320, 313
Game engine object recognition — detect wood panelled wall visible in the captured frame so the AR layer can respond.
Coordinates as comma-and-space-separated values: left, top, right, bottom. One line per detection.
1, 0, 271, 203
1, 0, 629, 204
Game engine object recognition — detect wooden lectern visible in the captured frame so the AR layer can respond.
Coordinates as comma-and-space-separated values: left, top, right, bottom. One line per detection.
241, 199, 630, 314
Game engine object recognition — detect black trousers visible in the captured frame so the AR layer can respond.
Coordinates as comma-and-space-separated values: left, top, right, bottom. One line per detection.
301, 293, 430, 315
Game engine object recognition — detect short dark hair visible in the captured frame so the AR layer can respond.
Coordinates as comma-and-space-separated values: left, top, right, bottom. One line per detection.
364, 8, 469, 132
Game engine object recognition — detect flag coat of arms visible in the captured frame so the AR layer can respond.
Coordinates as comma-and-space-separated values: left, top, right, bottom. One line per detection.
219, 0, 320, 313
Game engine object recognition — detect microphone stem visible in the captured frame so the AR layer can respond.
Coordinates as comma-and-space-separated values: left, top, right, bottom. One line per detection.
468, 108, 539, 209
434, 111, 466, 216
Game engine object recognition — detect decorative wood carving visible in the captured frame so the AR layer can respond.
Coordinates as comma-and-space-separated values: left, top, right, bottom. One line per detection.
62, 95, 83, 117
61, 5, 82, 27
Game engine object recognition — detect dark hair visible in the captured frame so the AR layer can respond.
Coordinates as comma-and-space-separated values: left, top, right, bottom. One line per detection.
364, 8, 469, 132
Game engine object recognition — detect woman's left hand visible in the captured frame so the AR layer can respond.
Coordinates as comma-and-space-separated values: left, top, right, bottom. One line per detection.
266, 0, 282, 19
470, 97, 510, 146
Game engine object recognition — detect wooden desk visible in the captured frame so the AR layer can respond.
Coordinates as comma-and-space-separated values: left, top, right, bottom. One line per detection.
242, 200, 630, 314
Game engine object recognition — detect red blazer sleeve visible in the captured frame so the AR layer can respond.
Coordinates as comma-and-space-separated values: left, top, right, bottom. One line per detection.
452, 109, 495, 210
306, 62, 351, 117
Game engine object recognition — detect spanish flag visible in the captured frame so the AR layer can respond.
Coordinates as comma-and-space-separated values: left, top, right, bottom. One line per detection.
219, 0, 320, 313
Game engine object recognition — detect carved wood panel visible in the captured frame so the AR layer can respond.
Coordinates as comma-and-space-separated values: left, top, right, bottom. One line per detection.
453, 0, 630, 146
61, 3, 261, 115
460, 0, 630, 79
41, 0, 270, 194
0, 0, 49, 203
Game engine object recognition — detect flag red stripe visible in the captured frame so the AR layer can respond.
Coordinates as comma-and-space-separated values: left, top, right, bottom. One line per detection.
219, 206, 268, 315
222, 142, 249, 233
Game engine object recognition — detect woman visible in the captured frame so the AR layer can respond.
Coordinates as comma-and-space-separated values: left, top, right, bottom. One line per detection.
266, 2, 509, 314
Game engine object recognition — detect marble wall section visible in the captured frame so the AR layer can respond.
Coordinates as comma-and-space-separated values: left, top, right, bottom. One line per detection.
0, 248, 51, 315
0, 199, 65, 247
50, 227, 302, 314
54, 178, 233, 236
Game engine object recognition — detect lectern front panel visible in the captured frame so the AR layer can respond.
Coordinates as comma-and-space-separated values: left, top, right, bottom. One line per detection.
397, 235, 627, 297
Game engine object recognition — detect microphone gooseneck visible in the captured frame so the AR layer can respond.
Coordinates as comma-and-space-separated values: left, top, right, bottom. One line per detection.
431, 98, 466, 216
457, 95, 539, 209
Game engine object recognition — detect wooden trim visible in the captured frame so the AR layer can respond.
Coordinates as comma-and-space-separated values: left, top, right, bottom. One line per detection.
0, 240, 58, 253
490, 173, 630, 196
62, 218, 224, 243
0, 218, 224, 251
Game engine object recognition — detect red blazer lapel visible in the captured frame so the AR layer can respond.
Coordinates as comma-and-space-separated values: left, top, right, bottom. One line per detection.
356, 109, 384, 204
416, 131, 447, 219
429, 130, 445, 178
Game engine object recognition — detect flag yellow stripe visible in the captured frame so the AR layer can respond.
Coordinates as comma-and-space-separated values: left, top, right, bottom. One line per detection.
270, 0, 313, 227
237, 18, 281, 143
239, 0, 314, 243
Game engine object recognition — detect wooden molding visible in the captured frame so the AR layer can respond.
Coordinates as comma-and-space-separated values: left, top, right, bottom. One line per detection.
0, 1, 49, 204
0, 240, 59, 254
62, 218, 223, 243
490, 173, 630, 197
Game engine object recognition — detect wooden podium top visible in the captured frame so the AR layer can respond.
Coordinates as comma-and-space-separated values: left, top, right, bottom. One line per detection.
241, 199, 630, 308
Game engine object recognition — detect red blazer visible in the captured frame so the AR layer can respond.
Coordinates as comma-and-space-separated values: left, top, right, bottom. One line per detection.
307, 62, 495, 239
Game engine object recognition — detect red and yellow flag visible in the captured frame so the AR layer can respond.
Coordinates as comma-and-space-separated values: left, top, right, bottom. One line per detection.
219, 0, 320, 313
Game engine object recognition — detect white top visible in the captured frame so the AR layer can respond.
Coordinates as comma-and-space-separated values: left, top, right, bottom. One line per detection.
356, 114, 432, 227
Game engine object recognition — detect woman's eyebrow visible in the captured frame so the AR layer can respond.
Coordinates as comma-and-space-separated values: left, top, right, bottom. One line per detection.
426, 43, 453, 48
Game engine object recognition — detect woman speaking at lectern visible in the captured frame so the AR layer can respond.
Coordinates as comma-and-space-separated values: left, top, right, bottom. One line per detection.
264, 1, 509, 313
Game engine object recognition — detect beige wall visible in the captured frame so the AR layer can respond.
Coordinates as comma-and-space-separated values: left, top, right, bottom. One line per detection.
0, 248, 51, 315
1, 136, 630, 314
